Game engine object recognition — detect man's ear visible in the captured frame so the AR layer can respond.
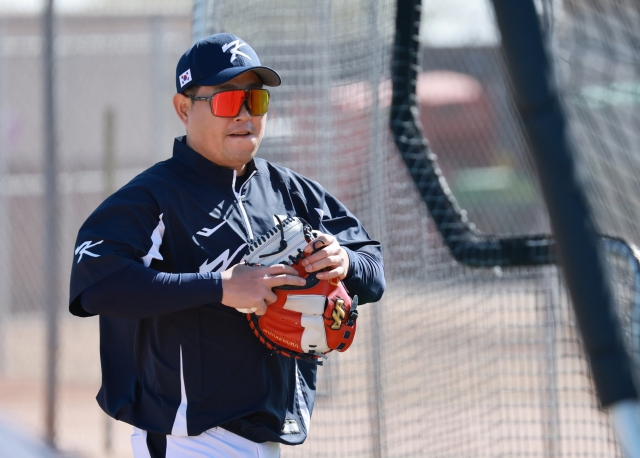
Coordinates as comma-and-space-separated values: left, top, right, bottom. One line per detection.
173, 93, 191, 126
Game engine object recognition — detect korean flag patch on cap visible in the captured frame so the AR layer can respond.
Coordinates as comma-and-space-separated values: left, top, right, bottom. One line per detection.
179, 69, 192, 87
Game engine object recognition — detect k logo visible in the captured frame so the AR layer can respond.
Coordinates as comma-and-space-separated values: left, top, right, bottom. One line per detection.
75, 240, 103, 263
221, 40, 251, 63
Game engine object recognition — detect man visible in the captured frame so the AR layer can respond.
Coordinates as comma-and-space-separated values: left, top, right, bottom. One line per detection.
69, 33, 384, 458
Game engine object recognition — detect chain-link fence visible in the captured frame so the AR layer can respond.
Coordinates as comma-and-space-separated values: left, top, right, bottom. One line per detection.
0, 2, 191, 456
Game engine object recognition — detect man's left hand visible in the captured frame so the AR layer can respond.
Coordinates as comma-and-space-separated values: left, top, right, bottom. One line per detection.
301, 233, 350, 281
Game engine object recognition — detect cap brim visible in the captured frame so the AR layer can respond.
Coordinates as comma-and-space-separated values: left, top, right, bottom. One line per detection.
194, 66, 281, 88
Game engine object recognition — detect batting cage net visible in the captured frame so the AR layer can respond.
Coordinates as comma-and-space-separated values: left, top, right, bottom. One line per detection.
549, 0, 640, 395
192, 0, 640, 456
188, 0, 640, 457
0, 0, 637, 457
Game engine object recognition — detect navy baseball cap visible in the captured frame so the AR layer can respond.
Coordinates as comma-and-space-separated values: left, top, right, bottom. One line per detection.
176, 33, 281, 93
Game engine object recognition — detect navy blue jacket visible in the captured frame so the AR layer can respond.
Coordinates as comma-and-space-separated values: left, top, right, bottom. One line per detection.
69, 137, 385, 444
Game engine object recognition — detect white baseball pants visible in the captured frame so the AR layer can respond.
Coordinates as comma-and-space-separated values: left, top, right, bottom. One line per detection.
131, 426, 281, 458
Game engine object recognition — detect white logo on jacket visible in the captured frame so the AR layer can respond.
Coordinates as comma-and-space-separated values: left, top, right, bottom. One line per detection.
192, 220, 247, 273
199, 244, 246, 274
221, 40, 251, 63
74, 240, 103, 263
192, 220, 227, 247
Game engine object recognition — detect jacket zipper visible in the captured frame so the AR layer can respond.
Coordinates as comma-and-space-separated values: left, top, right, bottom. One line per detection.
233, 170, 257, 242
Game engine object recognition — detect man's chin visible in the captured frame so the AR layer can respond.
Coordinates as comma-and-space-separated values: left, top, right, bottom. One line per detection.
229, 149, 258, 168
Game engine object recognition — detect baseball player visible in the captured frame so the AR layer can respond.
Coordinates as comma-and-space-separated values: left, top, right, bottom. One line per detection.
69, 33, 384, 458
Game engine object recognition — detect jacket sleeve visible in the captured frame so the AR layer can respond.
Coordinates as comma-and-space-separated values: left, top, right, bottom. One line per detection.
291, 181, 385, 304
69, 180, 221, 317
80, 263, 222, 319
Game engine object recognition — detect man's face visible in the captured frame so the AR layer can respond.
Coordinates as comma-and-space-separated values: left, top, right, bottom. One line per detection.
174, 71, 267, 175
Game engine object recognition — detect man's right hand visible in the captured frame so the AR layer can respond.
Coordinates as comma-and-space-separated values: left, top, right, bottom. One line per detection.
220, 263, 305, 315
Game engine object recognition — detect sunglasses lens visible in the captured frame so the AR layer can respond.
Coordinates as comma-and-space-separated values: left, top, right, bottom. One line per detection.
248, 89, 270, 116
210, 89, 270, 117
211, 90, 246, 117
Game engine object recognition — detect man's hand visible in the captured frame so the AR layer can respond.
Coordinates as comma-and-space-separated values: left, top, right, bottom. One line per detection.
301, 232, 350, 281
221, 264, 305, 315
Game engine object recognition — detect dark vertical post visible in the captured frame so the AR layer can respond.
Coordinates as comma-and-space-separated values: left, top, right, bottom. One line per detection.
490, 0, 637, 407
43, 0, 59, 448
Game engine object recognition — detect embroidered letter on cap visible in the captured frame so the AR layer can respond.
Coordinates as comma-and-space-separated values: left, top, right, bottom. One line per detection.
221, 40, 251, 63
179, 69, 192, 87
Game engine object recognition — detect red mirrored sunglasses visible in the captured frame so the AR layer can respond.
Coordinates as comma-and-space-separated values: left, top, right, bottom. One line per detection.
188, 89, 270, 117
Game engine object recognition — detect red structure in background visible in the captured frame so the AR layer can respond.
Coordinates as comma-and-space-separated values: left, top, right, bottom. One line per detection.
325, 71, 494, 211
416, 71, 495, 177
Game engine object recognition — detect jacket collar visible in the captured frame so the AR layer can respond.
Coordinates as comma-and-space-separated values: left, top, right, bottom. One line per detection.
172, 136, 258, 184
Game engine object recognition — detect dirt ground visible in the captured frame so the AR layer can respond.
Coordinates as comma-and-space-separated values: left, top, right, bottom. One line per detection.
0, 316, 131, 457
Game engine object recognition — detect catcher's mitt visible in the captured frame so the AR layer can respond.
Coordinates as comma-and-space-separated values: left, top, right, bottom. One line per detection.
243, 215, 358, 364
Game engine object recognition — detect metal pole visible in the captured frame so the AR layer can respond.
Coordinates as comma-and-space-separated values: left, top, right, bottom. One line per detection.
541, 268, 560, 457
102, 107, 116, 453
191, 0, 210, 43
317, 1, 335, 192
192, 0, 220, 55
151, 16, 165, 163
103, 108, 116, 199
367, 3, 386, 456
43, 0, 59, 448
0, 19, 10, 375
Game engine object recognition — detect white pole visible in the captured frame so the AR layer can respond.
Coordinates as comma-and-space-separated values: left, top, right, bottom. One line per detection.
611, 400, 640, 458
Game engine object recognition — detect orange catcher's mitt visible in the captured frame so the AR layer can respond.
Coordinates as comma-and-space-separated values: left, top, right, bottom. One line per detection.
243, 216, 358, 364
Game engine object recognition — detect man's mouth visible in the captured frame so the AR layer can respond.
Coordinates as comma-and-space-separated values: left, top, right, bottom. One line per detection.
229, 131, 252, 136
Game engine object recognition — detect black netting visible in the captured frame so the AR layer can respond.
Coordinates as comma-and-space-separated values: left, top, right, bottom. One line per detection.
193, 1, 638, 457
